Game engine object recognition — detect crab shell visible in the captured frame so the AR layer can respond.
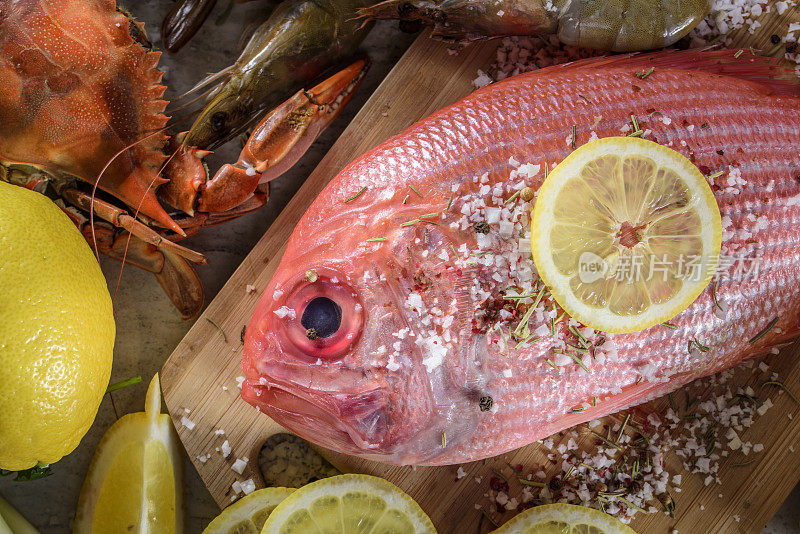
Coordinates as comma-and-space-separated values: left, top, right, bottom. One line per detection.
0, 0, 369, 318
0, 0, 185, 234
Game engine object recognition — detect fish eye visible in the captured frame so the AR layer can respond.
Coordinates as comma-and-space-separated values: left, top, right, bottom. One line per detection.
301, 297, 342, 339
276, 269, 364, 360
210, 111, 227, 133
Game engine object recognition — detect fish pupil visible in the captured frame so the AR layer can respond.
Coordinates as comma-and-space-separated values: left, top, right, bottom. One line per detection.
301, 297, 342, 339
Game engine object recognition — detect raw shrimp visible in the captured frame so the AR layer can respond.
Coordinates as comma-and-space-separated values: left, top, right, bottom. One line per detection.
182, 0, 373, 149
359, 0, 710, 51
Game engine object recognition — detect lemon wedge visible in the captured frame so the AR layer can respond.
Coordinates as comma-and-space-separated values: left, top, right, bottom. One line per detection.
260, 474, 436, 533
73, 374, 183, 533
0, 494, 38, 534
531, 137, 721, 333
490, 503, 637, 533
203, 488, 294, 534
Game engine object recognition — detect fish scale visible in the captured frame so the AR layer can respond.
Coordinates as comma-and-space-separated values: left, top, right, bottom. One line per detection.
243, 49, 800, 466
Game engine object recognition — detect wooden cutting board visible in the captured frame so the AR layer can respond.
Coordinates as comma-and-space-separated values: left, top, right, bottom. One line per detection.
162, 10, 800, 533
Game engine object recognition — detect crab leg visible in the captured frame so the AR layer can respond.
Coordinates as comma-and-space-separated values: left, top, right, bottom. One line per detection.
61, 187, 206, 265
196, 59, 370, 214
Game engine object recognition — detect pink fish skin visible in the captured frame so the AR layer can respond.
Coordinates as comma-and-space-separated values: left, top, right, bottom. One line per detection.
242, 50, 800, 466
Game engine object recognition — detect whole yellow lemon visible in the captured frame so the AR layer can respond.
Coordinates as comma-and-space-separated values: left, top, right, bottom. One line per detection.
0, 181, 115, 470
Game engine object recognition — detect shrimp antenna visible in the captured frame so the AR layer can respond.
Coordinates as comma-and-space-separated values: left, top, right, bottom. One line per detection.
173, 64, 235, 102
111, 145, 186, 308
88, 111, 198, 313
167, 89, 214, 116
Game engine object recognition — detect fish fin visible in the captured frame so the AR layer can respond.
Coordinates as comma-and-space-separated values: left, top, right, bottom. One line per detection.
555, 49, 798, 97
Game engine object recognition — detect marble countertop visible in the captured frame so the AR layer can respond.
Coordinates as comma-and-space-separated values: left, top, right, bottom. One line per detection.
0, 1, 797, 532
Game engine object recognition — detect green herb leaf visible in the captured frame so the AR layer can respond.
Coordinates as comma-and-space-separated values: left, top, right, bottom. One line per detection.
205, 318, 227, 343
343, 186, 367, 203
106, 376, 143, 394
749, 317, 779, 344
0, 464, 52, 481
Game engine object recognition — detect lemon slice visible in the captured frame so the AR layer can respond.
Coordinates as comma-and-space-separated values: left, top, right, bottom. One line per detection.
203, 488, 294, 534
531, 137, 721, 333
260, 474, 436, 533
490, 503, 637, 533
0, 494, 38, 534
73, 374, 183, 533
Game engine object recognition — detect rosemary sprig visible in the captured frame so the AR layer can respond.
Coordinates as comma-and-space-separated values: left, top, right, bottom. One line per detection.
504, 190, 521, 205
504, 293, 536, 300
761, 381, 799, 403
441, 431, 447, 448
628, 422, 652, 447
547, 359, 559, 370
343, 186, 367, 203
634, 67, 655, 79
569, 325, 587, 341
409, 184, 423, 197
749, 317, 778, 344
661, 322, 677, 330
617, 496, 651, 514
512, 285, 546, 339
628, 114, 643, 137
366, 237, 387, 242
492, 468, 508, 483
206, 318, 227, 343
571, 125, 577, 149
566, 343, 590, 354
518, 478, 546, 487
479, 507, 499, 528
591, 431, 622, 450
707, 170, 724, 179
515, 335, 540, 349
617, 414, 630, 444
402, 194, 410, 204
446, 193, 454, 210
567, 352, 591, 373
564, 465, 575, 479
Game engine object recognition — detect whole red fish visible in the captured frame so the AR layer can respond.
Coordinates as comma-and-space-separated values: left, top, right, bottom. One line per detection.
242, 50, 800, 465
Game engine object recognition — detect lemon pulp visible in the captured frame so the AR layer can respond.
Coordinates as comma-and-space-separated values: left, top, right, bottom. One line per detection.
260, 474, 436, 533
490, 503, 637, 533
531, 137, 722, 333
73, 374, 183, 533
203, 488, 295, 534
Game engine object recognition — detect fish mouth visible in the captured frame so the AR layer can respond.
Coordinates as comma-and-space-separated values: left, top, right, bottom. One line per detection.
243, 377, 389, 455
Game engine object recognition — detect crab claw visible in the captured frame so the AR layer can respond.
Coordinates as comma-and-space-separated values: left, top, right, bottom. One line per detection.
196, 59, 370, 214
159, 134, 211, 216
